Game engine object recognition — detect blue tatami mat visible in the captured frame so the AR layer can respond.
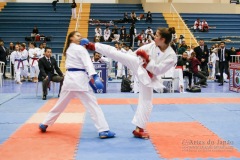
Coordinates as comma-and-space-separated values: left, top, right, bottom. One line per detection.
76, 105, 162, 160
0, 93, 20, 105
0, 94, 47, 145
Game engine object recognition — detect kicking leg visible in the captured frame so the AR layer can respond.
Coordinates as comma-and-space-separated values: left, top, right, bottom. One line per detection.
95, 43, 139, 73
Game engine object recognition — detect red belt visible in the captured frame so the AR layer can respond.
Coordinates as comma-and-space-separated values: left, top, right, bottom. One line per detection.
31, 57, 39, 66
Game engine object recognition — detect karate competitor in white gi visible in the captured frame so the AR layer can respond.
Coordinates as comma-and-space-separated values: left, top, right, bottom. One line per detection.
85, 27, 177, 139
11, 44, 22, 84
19, 43, 29, 81
11, 43, 29, 84
39, 31, 115, 139
29, 42, 41, 82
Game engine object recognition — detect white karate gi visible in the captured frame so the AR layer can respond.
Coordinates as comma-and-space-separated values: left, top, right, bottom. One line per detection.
19, 49, 29, 78
209, 52, 217, 78
194, 20, 202, 30
42, 43, 109, 132
117, 48, 127, 77
29, 47, 41, 78
104, 29, 111, 41
11, 49, 28, 82
95, 42, 177, 128
95, 28, 102, 37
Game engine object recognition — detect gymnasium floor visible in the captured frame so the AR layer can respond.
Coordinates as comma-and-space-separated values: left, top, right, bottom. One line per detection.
0, 79, 240, 160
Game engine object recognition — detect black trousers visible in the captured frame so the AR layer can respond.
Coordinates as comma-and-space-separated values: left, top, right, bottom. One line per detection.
0, 60, 7, 77
219, 61, 229, 84
11, 64, 14, 78
200, 63, 209, 76
183, 71, 192, 87
129, 34, 134, 48
42, 75, 63, 96
194, 71, 207, 85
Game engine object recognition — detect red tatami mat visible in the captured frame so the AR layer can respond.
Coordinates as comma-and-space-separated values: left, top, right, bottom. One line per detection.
146, 122, 240, 159
0, 124, 82, 160
97, 98, 240, 105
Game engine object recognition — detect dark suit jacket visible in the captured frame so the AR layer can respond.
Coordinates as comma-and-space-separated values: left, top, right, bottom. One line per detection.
194, 45, 209, 64
0, 46, 7, 63
218, 48, 230, 62
38, 56, 63, 81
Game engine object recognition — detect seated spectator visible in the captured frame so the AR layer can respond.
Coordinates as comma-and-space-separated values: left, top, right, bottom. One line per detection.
189, 52, 207, 87
145, 11, 152, 23
31, 26, 39, 41
123, 12, 129, 23
125, 34, 131, 42
137, 30, 146, 46
112, 25, 120, 42
177, 52, 193, 89
138, 40, 144, 47
94, 25, 102, 42
92, 52, 109, 63
130, 11, 137, 22
110, 31, 118, 42
32, 26, 39, 36
120, 25, 127, 41
145, 38, 152, 45
178, 40, 188, 55
103, 26, 111, 42
38, 47, 64, 100
145, 26, 153, 35
201, 19, 209, 32
145, 30, 154, 41
193, 18, 201, 32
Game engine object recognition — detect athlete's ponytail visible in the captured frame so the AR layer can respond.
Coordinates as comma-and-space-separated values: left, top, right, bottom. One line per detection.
63, 31, 78, 56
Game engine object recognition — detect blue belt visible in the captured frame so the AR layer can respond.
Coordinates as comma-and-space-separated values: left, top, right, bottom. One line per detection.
67, 68, 86, 72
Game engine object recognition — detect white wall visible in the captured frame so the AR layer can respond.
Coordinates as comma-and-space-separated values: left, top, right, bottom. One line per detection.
0, 0, 117, 2
172, 0, 220, 3
143, 0, 232, 3
0, 0, 65, 2
80, 0, 117, 3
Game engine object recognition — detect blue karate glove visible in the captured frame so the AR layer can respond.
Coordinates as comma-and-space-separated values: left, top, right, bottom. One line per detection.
89, 74, 104, 93
80, 38, 89, 46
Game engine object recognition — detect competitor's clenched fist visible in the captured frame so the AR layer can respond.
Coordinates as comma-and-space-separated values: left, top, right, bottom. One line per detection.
136, 49, 153, 78
86, 42, 96, 51
136, 49, 149, 68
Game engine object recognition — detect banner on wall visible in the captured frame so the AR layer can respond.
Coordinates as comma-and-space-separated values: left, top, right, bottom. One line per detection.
229, 63, 240, 93
93, 62, 108, 93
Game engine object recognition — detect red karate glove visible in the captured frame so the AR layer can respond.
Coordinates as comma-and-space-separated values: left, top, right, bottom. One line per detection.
136, 49, 153, 78
85, 42, 96, 51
